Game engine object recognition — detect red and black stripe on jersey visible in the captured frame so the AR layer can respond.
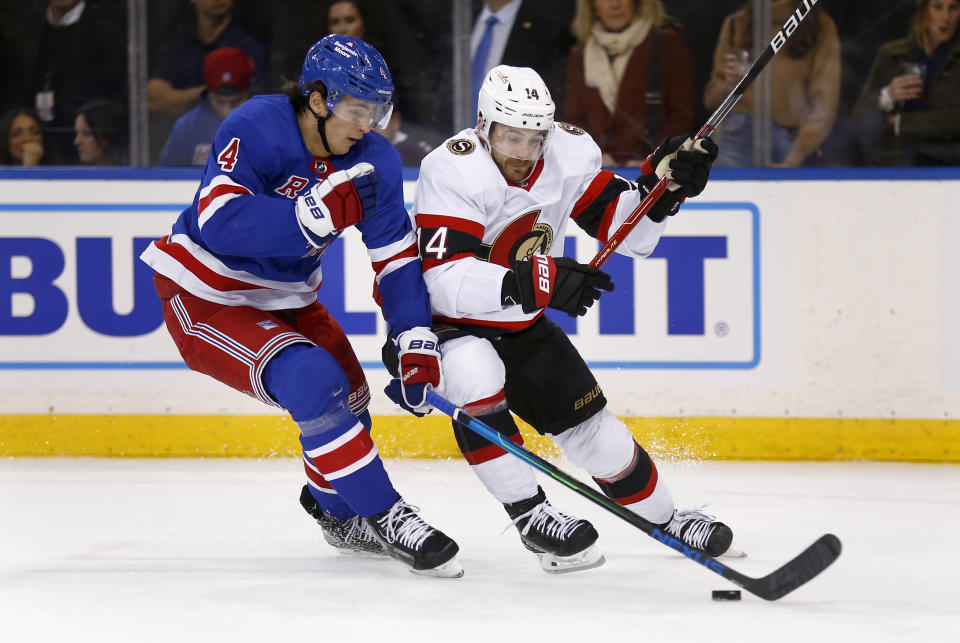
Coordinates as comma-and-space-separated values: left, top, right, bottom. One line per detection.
569, 169, 636, 243
416, 214, 486, 272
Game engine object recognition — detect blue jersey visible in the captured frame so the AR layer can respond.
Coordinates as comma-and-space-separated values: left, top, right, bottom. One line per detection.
141, 94, 430, 335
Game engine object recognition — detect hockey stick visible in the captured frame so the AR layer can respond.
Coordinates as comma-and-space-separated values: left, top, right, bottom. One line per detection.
426, 390, 841, 601
589, 0, 824, 269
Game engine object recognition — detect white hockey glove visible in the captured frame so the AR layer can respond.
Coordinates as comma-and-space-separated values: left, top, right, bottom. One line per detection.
295, 162, 379, 247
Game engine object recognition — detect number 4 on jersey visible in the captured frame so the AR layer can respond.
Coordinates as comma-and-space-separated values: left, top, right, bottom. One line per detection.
217, 137, 241, 172
423, 227, 448, 260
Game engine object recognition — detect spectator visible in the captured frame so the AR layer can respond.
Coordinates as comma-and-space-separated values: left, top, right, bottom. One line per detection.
852, 0, 960, 166
0, 108, 62, 166
660, 0, 746, 128
704, 0, 841, 167
266, 0, 390, 94
73, 99, 127, 165
3, 0, 126, 158
148, 0, 265, 116
328, 0, 366, 38
564, 0, 695, 167
471, 1, 576, 115
158, 47, 254, 166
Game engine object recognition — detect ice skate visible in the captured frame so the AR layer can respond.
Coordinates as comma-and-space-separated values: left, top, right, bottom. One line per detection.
365, 498, 464, 578
661, 506, 744, 558
504, 487, 605, 574
299, 485, 386, 557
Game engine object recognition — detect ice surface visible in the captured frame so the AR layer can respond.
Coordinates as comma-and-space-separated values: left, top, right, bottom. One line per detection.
1, 458, 957, 642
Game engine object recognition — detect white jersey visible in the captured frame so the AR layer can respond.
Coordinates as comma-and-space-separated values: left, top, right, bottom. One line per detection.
413, 122, 667, 333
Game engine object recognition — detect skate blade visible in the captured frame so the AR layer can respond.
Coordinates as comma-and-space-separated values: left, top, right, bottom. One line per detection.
411, 557, 465, 579
333, 547, 390, 559
538, 545, 606, 574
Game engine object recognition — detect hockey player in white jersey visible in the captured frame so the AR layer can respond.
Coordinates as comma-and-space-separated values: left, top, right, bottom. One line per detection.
394, 65, 735, 573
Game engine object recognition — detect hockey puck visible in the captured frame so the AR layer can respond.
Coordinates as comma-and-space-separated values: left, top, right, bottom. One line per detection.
712, 590, 741, 601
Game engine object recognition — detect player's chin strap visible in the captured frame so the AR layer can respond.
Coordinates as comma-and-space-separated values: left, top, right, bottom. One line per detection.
310, 108, 333, 156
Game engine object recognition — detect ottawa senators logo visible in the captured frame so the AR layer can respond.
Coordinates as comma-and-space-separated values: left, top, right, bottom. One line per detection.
557, 122, 585, 136
483, 210, 554, 267
446, 138, 475, 155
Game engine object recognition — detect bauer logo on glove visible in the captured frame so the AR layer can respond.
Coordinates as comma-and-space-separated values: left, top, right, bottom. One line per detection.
390, 326, 444, 415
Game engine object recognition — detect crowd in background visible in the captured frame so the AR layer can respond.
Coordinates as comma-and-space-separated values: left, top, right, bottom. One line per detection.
0, 0, 957, 168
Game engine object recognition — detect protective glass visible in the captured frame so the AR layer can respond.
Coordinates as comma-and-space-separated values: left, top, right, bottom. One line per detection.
489, 124, 551, 161
331, 95, 394, 129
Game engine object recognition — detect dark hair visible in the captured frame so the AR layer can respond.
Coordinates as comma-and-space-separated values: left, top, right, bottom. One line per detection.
0, 108, 62, 165
733, 0, 823, 59
281, 78, 327, 113
76, 99, 128, 165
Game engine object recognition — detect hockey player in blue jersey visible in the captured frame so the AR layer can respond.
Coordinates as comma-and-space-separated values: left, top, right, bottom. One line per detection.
140, 34, 462, 578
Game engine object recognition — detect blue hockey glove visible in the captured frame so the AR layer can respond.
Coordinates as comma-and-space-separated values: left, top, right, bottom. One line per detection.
384, 378, 428, 417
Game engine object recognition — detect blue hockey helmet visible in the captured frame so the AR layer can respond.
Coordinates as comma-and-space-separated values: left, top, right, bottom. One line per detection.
299, 34, 394, 129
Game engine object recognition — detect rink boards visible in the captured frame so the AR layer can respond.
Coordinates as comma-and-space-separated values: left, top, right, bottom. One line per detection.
1, 167, 959, 461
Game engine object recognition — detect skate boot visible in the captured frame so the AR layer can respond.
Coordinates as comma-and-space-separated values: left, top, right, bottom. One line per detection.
299, 485, 386, 557
661, 506, 741, 558
365, 498, 463, 578
504, 486, 605, 574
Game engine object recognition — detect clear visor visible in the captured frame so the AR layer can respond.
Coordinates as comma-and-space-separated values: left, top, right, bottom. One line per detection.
331, 95, 394, 129
489, 124, 551, 162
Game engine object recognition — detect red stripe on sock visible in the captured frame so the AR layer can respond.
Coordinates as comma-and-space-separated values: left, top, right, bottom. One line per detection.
309, 430, 376, 475
462, 432, 524, 465
303, 459, 333, 490
612, 459, 659, 506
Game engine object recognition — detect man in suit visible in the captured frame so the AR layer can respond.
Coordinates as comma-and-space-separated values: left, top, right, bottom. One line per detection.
471, 0, 576, 115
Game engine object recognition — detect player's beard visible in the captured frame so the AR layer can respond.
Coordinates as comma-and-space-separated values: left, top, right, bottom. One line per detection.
500, 157, 533, 183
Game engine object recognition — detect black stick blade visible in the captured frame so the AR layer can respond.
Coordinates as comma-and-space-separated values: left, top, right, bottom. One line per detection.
746, 534, 842, 601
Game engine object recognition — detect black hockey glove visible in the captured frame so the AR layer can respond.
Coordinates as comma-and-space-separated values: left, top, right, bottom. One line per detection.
509, 255, 614, 317
641, 135, 719, 222
649, 135, 719, 198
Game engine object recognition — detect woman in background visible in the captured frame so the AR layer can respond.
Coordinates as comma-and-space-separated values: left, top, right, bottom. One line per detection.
564, 0, 694, 167
327, 0, 365, 38
0, 108, 61, 166
704, 0, 840, 167
73, 99, 128, 165
853, 0, 960, 166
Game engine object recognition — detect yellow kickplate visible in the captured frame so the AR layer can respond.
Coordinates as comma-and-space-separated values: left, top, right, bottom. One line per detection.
0, 415, 957, 462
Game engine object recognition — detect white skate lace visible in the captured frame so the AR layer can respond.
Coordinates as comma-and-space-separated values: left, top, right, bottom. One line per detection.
667, 505, 717, 551
377, 501, 434, 550
505, 501, 582, 540
345, 516, 380, 544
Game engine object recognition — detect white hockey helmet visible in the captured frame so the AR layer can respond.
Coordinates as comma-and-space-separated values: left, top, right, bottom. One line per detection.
477, 65, 555, 160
